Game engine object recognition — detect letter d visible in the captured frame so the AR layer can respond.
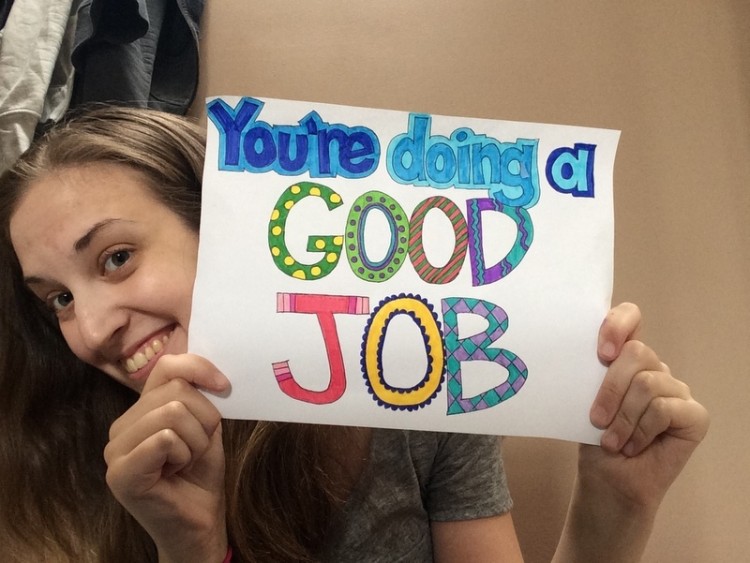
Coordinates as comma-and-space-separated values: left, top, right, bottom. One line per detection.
386, 114, 429, 184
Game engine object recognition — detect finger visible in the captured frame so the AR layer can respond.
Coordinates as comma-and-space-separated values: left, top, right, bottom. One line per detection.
110, 378, 223, 440
599, 367, 690, 452
142, 354, 230, 395
598, 302, 642, 362
623, 396, 710, 457
590, 339, 664, 428
619, 396, 674, 457
106, 397, 214, 464
106, 428, 194, 498
600, 370, 688, 453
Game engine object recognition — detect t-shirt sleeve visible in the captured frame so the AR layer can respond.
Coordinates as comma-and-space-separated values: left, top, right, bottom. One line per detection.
422, 433, 513, 521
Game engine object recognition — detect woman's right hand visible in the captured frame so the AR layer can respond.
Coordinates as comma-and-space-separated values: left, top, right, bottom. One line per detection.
103, 354, 230, 563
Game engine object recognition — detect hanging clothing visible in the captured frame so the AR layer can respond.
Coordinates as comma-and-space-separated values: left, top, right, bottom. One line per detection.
71, 0, 204, 114
0, 0, 76, 173
0, 1, 15, 30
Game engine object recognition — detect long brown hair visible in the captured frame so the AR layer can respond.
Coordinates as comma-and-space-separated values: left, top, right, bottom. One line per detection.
0, 107, 361, 562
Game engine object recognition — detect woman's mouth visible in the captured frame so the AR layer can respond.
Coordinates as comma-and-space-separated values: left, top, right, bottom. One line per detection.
122, 333, 170, 374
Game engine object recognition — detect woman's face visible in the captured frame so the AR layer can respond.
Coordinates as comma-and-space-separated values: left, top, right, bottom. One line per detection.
9, 162, 199, 393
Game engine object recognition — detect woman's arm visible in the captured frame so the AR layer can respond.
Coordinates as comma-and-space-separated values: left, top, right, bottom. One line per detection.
431, 303, 708, 563
432, 513, 524, 563
553, 303, 709, 563
104, 354, 231, 563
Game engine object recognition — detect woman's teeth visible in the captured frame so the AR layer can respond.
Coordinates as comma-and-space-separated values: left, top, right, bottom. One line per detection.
124, 335, 169, 373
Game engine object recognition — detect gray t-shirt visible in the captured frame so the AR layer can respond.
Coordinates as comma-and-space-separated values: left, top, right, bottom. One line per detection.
324, 428, 513, 562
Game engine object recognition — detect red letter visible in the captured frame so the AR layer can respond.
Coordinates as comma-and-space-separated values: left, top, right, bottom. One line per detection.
274, 293, 369, 404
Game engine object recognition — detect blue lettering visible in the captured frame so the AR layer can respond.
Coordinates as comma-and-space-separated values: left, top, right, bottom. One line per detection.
277, 131, 308, 172
207, 97, 380, 179
244, 125, 276, 169
545, 143, 597, 198
206, 98, 262, 171
388, 114, 428, 183
387, 113, 540, 209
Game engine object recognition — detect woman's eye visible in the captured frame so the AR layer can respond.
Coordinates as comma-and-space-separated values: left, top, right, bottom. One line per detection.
103, 250, 131, 273
50, 292, 74, 312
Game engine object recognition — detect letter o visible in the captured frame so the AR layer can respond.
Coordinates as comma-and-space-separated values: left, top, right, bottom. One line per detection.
244, 126, 276, 168
408, 196, 468, 284
360, 294, 445, 410
345, 191, 409, 282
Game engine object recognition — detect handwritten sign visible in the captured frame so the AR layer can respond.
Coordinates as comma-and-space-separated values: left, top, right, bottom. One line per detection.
190, 96, 619, 444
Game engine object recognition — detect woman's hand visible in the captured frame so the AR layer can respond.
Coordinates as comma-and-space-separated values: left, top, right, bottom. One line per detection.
583, 302, 710, 508
103, 354, 230, 563
554, 303, 709, 563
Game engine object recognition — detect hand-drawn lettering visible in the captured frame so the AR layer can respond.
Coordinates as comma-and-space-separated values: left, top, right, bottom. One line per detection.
441, 297, 528, 414
345, 191, 409, 282
361, 294, 445, 411
196, 95, 617, 442
545, 143, 597, 198
466, 198, 534, 286
407, 196, 468, 284
274, 291, 527, 413
269, 185, 531, 287
274, 293, 370, 404
208, 97, 380, 178
204, 98, 259, 170
268, 182, 344, 280
386, 113, 540, 208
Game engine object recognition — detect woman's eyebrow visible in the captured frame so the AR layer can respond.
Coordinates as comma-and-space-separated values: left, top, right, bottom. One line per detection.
23, 275, 46, 287
22, 219, 138, 287
73, 218, 134, 252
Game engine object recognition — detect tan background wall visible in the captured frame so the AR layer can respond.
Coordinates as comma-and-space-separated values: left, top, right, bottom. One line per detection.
192, 2, 750, 561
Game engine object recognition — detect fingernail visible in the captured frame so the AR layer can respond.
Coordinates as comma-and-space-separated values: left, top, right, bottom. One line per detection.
213, 371, 230, 390
590, 406, 608, 427
601, 341, 615, 359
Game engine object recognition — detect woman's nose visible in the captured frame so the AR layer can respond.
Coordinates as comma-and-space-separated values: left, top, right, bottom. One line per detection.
74, 291, 129, 352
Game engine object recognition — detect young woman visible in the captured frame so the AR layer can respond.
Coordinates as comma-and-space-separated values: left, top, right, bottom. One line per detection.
0, 106, 709, 562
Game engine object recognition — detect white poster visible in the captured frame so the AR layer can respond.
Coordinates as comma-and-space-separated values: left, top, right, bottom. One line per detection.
190, 95, 619, 444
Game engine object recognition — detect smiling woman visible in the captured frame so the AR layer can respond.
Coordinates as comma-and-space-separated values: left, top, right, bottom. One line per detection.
0, 107, 372, 562
10, 163, 198, 391
0, 106, 708, 563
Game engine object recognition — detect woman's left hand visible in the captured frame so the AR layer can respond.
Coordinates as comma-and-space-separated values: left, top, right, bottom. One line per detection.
553, 303, 709, 563
582, 302, 710, 509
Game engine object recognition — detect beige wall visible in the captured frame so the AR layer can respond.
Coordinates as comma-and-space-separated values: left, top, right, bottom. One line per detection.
192, 2, 750, 561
